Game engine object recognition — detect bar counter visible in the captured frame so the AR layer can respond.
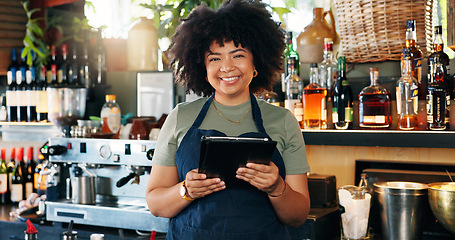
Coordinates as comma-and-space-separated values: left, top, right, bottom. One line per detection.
0, 204, 166, 240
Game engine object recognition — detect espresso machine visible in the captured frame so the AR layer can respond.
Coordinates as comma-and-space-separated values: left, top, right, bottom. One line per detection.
43, 137, 169, 233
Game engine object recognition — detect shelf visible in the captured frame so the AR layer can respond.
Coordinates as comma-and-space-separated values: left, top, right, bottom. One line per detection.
301, 129, 455, 149
0, 122, 61, 142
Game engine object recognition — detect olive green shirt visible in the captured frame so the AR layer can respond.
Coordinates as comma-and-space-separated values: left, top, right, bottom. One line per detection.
152, 97, 310, 175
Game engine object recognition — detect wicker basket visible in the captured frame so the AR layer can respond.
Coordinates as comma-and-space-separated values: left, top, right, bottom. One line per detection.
335, 0, 433, 63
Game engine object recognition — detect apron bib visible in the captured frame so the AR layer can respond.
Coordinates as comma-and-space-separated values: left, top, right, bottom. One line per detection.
166, 93, 289, 240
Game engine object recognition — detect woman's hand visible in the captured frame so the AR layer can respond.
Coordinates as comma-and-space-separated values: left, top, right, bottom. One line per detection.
236, 162, 283, 195
185, 169, 226, 199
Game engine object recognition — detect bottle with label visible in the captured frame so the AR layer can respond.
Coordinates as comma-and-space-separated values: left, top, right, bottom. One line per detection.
427, 26, 450, 130
303, 63, 327, 129
47, 45, 59, 86
284, 31, 300, 77
36, 64, 48, 122
5, 148, 15, 204
11, 149, 23, 203
59, 44, 69, 86
427, 56, 448, 130
284, 57, 303, 115
319, 38, 338, 101
333, 56, 353, 130
24, 147, 34, 198
101, 95, 121, 138
403, 20, 424, 99
358, 68, 392, 129
397, 48, 419, 130
0, 148, 8, 204
26, 51, 37, 122
16, 58, 28, 122
6, 69, 18, 122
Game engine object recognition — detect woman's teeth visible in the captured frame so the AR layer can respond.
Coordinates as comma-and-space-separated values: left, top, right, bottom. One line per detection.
221, 76, 239, 82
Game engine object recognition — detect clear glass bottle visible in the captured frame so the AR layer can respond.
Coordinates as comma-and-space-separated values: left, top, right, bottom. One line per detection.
101, 95, 121, 138
303, 63, 327, 129
403, 20, 423, 99
284, 57, 303, 115
333, 56, 353, 130
397, 48, 419, 130
358, 68, 392, 129
319, 38, 338, 101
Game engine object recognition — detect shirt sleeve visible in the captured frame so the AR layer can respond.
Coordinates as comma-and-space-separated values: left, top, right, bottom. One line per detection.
151, 106, 179, 166
281, 110, 311, 175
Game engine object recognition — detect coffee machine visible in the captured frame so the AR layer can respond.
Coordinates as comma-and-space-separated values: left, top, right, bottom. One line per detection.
43, 137, 169, 233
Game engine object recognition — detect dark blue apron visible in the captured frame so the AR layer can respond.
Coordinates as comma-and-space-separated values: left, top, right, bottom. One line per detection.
166, 93, 289, 240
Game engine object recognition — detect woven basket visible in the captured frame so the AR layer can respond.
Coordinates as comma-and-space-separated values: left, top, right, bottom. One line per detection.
335, 0, 433, 63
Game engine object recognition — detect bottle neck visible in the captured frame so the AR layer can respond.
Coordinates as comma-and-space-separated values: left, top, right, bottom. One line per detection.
338, 60, 346, 78
434, 34, 444, 52
309, 68, 318, 84
402, 59, 413, 77
370, 72, 378, 86
323, 50, 333, 61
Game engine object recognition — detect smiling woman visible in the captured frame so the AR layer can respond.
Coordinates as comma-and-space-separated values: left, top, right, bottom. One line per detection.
145, 0, 311, 239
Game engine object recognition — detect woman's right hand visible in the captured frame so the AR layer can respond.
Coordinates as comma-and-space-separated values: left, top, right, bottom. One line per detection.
185, 169, 226, 199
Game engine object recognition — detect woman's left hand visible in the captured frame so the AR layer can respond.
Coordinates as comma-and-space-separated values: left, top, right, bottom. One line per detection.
236, 161, 281, 195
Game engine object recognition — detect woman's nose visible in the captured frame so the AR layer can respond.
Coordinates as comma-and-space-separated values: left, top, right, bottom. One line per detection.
220, 59, 234, 72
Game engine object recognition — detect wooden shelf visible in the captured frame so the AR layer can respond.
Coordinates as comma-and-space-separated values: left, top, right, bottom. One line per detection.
302, 129, 455, 149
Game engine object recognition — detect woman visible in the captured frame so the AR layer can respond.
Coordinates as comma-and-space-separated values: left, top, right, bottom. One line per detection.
146, 0, 310, 239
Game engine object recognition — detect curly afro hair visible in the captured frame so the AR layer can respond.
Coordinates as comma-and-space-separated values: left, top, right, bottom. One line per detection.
166, 0, 285, 97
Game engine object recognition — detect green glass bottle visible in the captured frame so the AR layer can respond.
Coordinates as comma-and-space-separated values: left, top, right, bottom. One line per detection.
333, 56, 353, 130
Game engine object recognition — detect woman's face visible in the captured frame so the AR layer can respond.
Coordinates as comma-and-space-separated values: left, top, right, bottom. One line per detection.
205, 40, 254, 105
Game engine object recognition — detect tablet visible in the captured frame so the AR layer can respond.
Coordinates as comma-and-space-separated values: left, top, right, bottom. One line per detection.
198, 136, 277, 187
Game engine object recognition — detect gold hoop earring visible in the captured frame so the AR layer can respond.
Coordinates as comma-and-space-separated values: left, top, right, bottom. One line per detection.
253, 69, 258, 77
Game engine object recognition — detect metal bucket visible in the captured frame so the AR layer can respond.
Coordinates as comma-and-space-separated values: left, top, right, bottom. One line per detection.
373, 181, 428, 240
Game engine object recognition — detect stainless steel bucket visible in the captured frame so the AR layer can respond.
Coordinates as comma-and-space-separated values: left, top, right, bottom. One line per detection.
373, 181, 428, 240
71, 176, 96, 204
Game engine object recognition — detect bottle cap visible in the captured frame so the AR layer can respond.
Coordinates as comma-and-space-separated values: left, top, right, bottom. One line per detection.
105, 95, 116, 101
90, 233, 104, 240
16, 147, 24, 161
406, 20, 416, 31
10, 147, 15, 161
27, 147, 34, 161
310, 63, 318, 68
434, 26, 442, 35
1, 148, 5, 160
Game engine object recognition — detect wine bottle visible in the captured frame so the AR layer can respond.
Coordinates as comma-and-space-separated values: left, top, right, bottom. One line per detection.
0, 148, 8, 204
47, 45, 58, 86
26, 52, 37, 122
59, 44, 69, 86
284, 57, 303, 114
333, 56, 354, 129
24, 147, 34, 198
68, 43, 80, 86
93, 30, 107, 85
7, 48, 19, 122
10, 148, 23, 203
16, 54, 28, 122
36, 64, 48, 122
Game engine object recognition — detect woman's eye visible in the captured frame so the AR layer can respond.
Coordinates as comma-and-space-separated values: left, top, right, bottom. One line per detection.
208, 57, 220, 62
233, 54, 244, 59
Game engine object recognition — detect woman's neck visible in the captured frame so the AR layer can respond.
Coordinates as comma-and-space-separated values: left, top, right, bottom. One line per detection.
214, 92, 251, 106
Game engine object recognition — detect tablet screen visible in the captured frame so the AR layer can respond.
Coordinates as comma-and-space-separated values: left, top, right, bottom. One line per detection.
198, 136, 277, 188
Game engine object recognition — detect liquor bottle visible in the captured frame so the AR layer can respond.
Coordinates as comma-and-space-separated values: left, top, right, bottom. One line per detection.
68, 43, 80, 86
16, 55, 28, 122
0, 94, 6, 121
6, 69, 18, 122
59, 44, 69, 86
34, 157, 44, 194
101, 95, 121, 139
427, 26, 450, 129
17, 147, 26, 200
319, 38, 338, 101
284, 57, 303, 114
36, 65, 48, 122
397, 48, 419, 130
47, 45, 58, 86
358, 68, 392, 129
24, 147, 34, 198
303, 63, 327, 129
284, 31, 300, 77
427, 56, 448, 130
93, 30, 107, 85
26, 52, 37, 122
10, 149, 23, 203
403, 20, 424, 99
333, 56, 354, 130
258, 90, 280, 107
79, 32, 92, 90
6, 148, 15, 204
0, 148, 8, 204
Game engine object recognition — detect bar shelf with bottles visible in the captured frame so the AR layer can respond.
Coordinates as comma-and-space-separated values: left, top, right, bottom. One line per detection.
301, 73, 455, 148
